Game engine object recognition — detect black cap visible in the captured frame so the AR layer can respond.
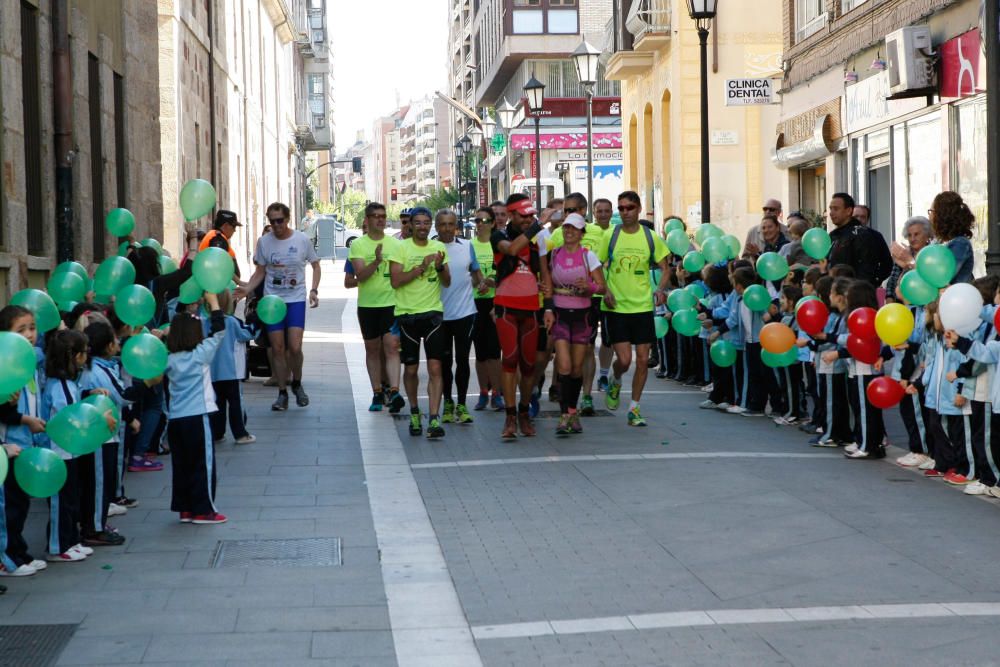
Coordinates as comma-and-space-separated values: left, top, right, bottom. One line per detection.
214, 209, 242, 228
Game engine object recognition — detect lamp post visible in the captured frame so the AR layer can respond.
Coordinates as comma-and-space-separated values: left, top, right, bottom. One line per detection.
469, 125, 483, 211
572, 39, 601, 217
497, 97, 517, 200
482, 110, 496, 204
460, 134, 472, 219
454, 138, 465, 220
686, 0, 718, 224
523, 74, 546, 209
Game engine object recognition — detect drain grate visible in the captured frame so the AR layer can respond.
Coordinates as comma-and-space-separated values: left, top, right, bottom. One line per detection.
211, 537, 342, 568
392, 409, 612, 421
0, 624, 76, 667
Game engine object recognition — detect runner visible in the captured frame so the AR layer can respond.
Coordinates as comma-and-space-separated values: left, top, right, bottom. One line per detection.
394, 209, 413, 241
388, 206, 451, 439
349, 202, 404, 413
435, 209, 484, 425
542, 213, 606, 435
471, 207, 503, 411
238, 202, 320, 411
599, 191, 671, 426
491, 193, 551, 439
591, 198, 615, 395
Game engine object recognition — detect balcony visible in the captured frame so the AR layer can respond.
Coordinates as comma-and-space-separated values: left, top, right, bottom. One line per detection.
626, 0, 671, 51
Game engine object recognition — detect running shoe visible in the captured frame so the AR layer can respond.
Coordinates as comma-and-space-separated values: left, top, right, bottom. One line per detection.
606, 378, 622, 411
192, 513, 227, 525
501, 415, 518, 440
943, 471, 975, 486
408, 413, 422, 437
455, 404, 474, 424
441, 399, 455, 424
809, 437, 839, 448
725, 405, 746, 415
580, 395, 595, 416
568, 413, 583, 434
491, 392, 505, 411
426, 418, 445, 440
917, 457, 937, 471
964, 481, 990, 495
369, 392, 384, 412
715, 402, 731, 411
844, 449, 870, 459
548, 384, 561, 403
699, 400, 717, 410
518, 412, 536, 437
655, 369, 668, 379
272, 390, 289, 411
627, 407, 647, 427
474, 393, 489, 411
388, 391, 405, 414
555, 415, 572, 436
292, 384, 310, 407
528, 390, 540, 418
843, 443, 860, 454
597, 376, 609, 393
740, 410, 765, 418
896, 452, 928, 467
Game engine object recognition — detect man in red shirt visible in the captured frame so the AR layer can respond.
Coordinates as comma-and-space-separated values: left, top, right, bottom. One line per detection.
490, 193, 551, 439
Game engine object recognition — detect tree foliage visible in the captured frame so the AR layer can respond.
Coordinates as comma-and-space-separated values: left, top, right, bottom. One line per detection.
409, 187, 461, 214
314, 191, 409, 228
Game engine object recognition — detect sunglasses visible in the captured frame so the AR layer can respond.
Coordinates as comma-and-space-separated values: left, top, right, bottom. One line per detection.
564, 206, 580, 213
618, 205, 638, 212
475, 217, 492, 223
762, 207, 778, 213
268, 217, 287, 224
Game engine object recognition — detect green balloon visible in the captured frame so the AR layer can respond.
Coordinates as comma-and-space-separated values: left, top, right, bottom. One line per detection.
93, 256, 136, 296
81, 393, 120, 426
694, 223, 723, 246
663, 218, 685, 234
93, 293, 113, 305
121, 333, 168, 380
801, 227, 832, 260
756, 252, 789, 282
654, 316, 670, 339
47, 271, 86, 304
179, 178, 217, 221
743, 284, 772, 312
105, 208, 135, 237
14, 447, 67, 498
685, 283, 706, 299
256, 295, 288, 325
53, 261, 88, 281
722, 234, 741, 260
192, 247, 235, 293
683, 251, 706, 273
158, 255, 178, 275
710, 339, 737, 367
10, 289, 61, 333
45, 403, 110, 456
916, 244, 956, 288
672, 309, 702, 337
56, 300, 78, 313
140, 238, 163, 256
117, 241, 132, 257
762, 347, 798, 368
667, 289, 697, 313
0, 332, 38, 396
115, 284, 156, 327
666, 230, 690, 256
178, 277, 203, 305
0, 450, 7, 485
899, 270, 937, 306
701, 237, 727, 264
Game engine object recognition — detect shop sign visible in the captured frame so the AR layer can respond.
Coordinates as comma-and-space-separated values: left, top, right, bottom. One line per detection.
523, 97, 622, 118
724, 78, 773, 106
939, 29, 986, 99
844, 71, 926, 134
556, 149, 623, 161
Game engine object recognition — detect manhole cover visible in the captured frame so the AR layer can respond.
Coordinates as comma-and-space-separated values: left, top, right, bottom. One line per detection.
211, 537, 342, 568
0, 624, 76, 667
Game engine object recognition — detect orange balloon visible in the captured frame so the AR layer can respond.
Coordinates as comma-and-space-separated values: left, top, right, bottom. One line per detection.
760, 322, 796, 355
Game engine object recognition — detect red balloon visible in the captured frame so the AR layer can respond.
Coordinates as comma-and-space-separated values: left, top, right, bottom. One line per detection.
994, 307, 1000, 333
847, 307, 878, 339
847, 334, 882, 364
866, 376, 906, 409
796, 299, 829, 336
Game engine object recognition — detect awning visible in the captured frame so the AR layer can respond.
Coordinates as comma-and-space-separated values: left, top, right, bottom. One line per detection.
510, 129, 622, 150
771, 115, 836, 169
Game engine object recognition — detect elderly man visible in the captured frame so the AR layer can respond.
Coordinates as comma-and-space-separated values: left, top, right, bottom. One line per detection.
743, 199, 788, 258
885, 216, 932, 301
854, 205, 871, 227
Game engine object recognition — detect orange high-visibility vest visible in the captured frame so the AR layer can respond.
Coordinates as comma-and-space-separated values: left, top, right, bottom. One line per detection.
199, 229, 237, 259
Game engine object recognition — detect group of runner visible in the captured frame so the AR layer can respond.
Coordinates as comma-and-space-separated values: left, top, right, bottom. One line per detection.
348, 190, 669, 440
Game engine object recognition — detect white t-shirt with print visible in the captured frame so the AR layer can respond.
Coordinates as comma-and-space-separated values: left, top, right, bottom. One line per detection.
253, 230, 319, 302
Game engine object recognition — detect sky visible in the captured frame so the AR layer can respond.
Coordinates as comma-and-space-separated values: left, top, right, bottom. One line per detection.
332, 0, 450, 153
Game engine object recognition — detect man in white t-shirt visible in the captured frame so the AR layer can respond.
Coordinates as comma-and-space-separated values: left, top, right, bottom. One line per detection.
435, 209, 484, 424
239, 202, 321, 411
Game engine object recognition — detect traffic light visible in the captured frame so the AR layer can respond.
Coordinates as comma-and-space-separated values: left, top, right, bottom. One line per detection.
352, 156, 362, 173
391, 188, 398, 201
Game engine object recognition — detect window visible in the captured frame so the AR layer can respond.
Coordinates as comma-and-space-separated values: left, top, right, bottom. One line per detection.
513, 0, 540, 5
795, 0, 826, 42
89, 54, 106, 258
550, 0, 576, 4
841, 0, 868, 13
21, 1, 43, 253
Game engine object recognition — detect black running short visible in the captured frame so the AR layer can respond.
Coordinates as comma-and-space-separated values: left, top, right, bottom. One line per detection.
357, 305, 396, 340
397, 312, 445, 365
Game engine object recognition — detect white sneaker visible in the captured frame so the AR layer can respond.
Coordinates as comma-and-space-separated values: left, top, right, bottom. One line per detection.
964, 481, 990, 495
700, 383, 714, 393
235, 434, 257, 445
71, 544, 94, 556
28, 560, 47, 571
47, 550, 86, 563
843, 443, 860, 454
845, 449, 869, 459
918, 457, 937, 471
726, 405, 746, 414
988, 486, 1000, 499
896, 452, 922, 467
107, 503, 127, 517
773, 416, 794, 426
699, 400, 717, 410
0, 564, 36, 577
715, 402, 731, 411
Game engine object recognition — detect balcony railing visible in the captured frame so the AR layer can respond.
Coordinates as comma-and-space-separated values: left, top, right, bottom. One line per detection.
625, 0, 670, 42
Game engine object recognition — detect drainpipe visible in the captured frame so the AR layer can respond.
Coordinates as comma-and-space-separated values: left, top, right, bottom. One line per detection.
208, 0, 217, 196
52, 0, 74, 262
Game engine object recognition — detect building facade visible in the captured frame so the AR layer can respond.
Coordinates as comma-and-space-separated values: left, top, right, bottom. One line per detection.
398, 97, 452, 202
158, 0, 334, 275
605, 0, 784, 235
776, 0, 985, 272
0, 0, 162, 297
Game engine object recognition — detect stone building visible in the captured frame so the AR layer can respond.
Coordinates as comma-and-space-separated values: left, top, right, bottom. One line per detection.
0, 0, 162, 298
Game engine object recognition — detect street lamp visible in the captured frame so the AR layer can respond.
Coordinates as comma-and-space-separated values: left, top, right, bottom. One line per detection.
481, 111, 496, 203
523, 74, 546, 209
469, 126, 484, 210
686, 0, 718, 223
497, 98, 517, 199
572, 38, 601, 218
455, 138, 465, 220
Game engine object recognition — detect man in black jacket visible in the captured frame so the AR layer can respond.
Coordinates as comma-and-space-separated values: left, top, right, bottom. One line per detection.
826, 192, 891, 286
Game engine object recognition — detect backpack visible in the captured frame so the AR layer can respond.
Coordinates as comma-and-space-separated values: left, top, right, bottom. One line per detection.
608, 224, 657, 269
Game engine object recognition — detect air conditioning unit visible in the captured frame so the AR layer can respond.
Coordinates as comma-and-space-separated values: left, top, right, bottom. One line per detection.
885, 26, 936, 96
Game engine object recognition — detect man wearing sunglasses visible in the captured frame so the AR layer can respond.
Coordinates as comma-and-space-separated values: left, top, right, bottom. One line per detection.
238, 202, 321, 411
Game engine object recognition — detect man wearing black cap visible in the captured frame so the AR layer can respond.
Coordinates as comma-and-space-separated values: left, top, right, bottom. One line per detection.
200, 209, 243, 278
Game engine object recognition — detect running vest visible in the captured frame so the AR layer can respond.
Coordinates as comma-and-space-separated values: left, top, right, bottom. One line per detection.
550, 246, 593, 310
494, 229, 540, 311
199, 229, 237, 260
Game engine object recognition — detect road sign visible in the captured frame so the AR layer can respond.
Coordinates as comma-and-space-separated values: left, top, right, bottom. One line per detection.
725, 78, 773, 106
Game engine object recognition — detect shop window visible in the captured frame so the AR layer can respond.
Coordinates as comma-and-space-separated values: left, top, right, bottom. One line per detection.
891, 113, 941, 241
954, 98, 988, 276
795, 0, 826, 43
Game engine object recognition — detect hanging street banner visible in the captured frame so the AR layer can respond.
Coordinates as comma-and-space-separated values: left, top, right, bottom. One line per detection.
725, 78, 774, 106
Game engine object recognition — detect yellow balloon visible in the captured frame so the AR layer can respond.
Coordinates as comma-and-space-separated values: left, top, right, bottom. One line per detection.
875, 303, 915, 346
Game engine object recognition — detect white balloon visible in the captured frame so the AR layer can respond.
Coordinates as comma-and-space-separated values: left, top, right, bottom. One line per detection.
938, 283, 983, 336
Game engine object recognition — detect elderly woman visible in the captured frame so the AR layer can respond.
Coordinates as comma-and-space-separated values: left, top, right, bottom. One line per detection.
886, 216, 932, 301
929, 190, 975, 284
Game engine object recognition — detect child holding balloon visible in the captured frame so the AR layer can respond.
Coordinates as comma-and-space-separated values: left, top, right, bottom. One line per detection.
890, 279, 931, 468
774, 285, 808, 426
165, 291, 228, 525
203, 290, 258, 445
809, 276, 853, 447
